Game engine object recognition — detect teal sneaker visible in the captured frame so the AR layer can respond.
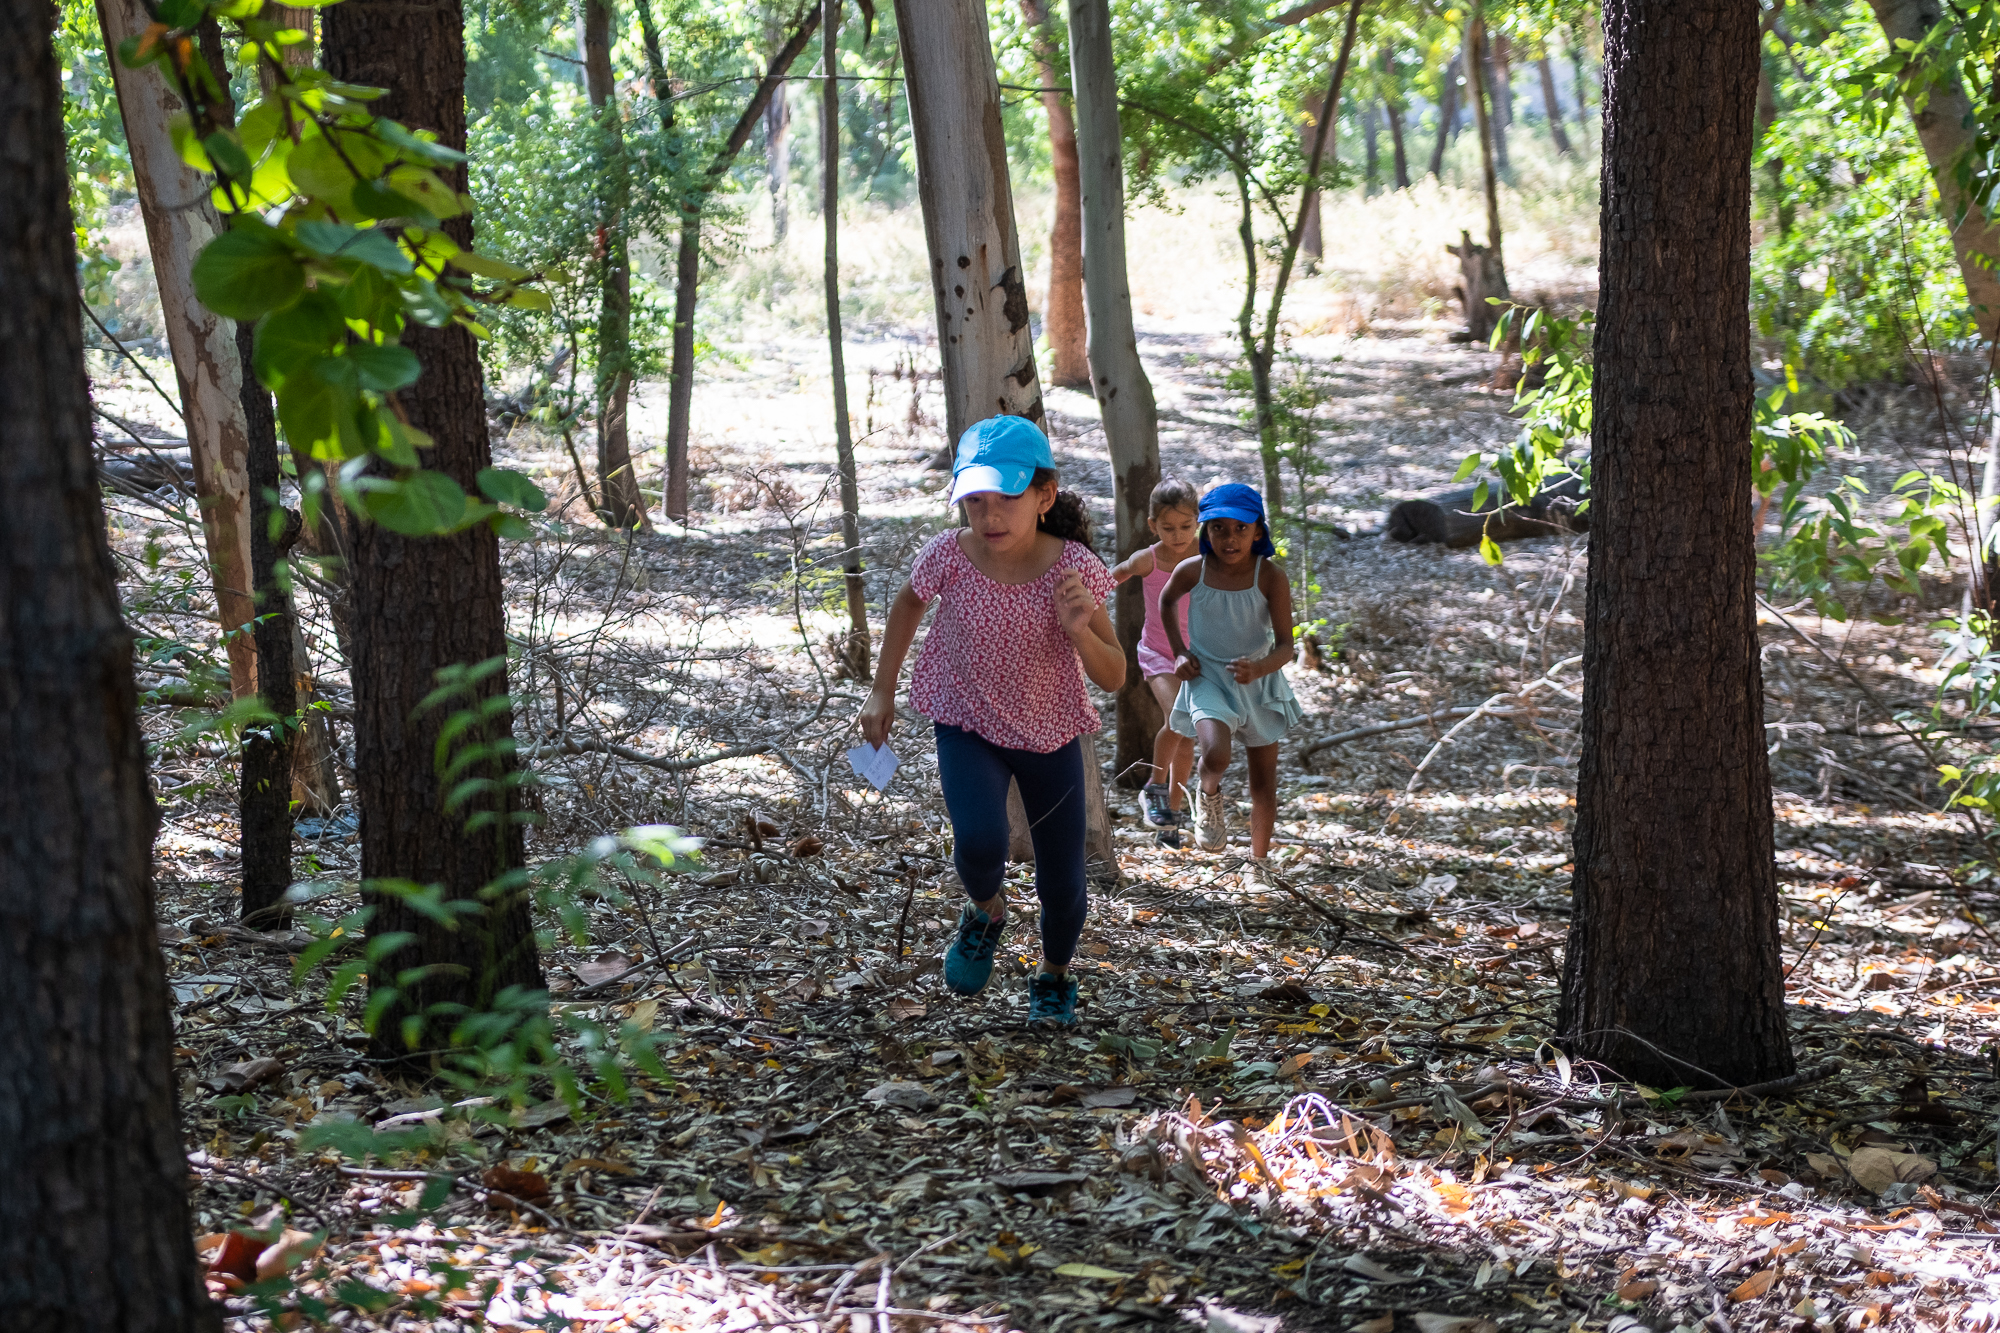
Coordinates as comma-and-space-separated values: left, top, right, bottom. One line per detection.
943, 904, 1006, 996
1027, 971, 1078, 1026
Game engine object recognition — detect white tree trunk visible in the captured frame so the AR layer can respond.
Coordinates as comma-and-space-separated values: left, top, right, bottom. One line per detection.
98, 0, 256, 698
893, 0, 1044, 465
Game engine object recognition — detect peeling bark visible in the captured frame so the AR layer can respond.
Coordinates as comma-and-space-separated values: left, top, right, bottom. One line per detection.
98, 0, 256, 698
583, 0, 652, 530
1019, 0, 1089, 388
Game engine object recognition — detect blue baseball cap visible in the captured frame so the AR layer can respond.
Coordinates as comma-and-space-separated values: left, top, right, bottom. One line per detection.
949, 415, 1053, 504
1198, 482, 1276, 557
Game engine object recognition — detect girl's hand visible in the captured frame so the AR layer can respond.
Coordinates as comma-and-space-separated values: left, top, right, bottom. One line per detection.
857, 686, 897, 748
1054, 570, 1098, 640
1174, 653, 1202, 681
1228, 656, 1263, 684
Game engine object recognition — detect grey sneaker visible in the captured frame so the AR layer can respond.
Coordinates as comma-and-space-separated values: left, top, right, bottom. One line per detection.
1193, 785, 1227, 851
1139, 783, 1172, 829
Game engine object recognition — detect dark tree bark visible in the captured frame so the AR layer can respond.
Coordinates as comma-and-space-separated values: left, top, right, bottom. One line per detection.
1558, 0, 1794, 1089
322, 0, 544, 1059
1362, 102, 1380, 194
1427, 52, 1459, 178
1380, 52, 1409, 189
238, 319, 296, 921
824, 0, 871, 680
1481, 29, 1510, 176
583, 0, 652, 531
0, 8, 215, 1324
663, 6, 823, 519
1462, 7, 1508, 336
1019, 0, 1089, 388
1538, 55, 1574, 156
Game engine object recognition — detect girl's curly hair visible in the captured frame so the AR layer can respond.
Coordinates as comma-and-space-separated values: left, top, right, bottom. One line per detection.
1031, 468, 1095, 552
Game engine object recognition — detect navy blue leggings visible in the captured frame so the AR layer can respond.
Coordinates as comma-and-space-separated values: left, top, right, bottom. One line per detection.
934, 724, 1089, 968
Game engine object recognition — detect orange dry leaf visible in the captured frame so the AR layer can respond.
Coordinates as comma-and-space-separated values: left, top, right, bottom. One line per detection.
1729, 1270, 1776, 1302
1617, 1280, 1659, 1302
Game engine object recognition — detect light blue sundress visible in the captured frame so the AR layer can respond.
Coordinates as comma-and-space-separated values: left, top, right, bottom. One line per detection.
1168, 557, 1303, 749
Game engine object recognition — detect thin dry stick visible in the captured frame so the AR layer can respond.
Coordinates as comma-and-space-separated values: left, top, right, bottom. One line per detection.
1406, 655, 1582, 791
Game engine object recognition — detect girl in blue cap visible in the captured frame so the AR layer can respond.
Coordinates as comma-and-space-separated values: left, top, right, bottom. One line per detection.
858, 415, 1125, 1026
1157, 482, 1302, 862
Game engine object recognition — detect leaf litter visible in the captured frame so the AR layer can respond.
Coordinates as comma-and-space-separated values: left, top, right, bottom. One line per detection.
126, 328, 2000, 1332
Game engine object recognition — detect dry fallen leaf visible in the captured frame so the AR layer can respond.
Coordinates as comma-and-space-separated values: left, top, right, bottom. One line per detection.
1846, 1146, 1936, 1194
1804, 1152, 1844, 1177
885, 996, 926, 1021
1343, 1254, 1416, 1284
1411, 1315, 1496, 1333
572, 950, 638, 987
1349, 1318, 1395, 1333
1054, 1263, 1133, 1281
1617, 1279, 1660, 1301
481, 1164, 551, 1209
1728, 1270, 1776, 1302
207, 1231, 261, 1283
789, 834, 824, 858
254, 1229, 321, 1282
861, 1081, 935, 1112
205, 1056, 285, 1094
1080, 1086, 1138, 1109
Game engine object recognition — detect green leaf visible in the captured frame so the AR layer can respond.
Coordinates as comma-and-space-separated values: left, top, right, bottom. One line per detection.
296, 220, 416, 274
375, 119, 467, 165
277, 355, 364, 458
346, 343, 421, 392
350, 179, 437, 226
1479, 534, 1504, 566
1451, 452, 1482, 483
354, 470, 468, 536
502, 288, 553, 313
253, 291, 346, 387
284, 133, 358, 212
450, 251, 534, 282
202, 130, 252, 181
192, 224, 305, 319
477, 467, 548, 512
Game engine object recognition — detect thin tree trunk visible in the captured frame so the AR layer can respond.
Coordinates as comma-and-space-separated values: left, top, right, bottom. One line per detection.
238, 319, 295, 922
766, 73, 791, 241
1571, 29, 1590, 145
97, 0, 256, 699
1362, 102, 1380, 195
1067, 0, 1162, 789
583, 0, 651, 531
322, 0, 544, 1060
1539, 55, 1573, 155
824, 0, 871, 680
896, 0, 1045, 466
1559, 0, 1794, 1089
1298, 89, 1326, 263
663, 6, 823, 519
1427, 52, 1459, 178
0, 9, 214, 1321
1249, 0, 1363, 513
1384, 94, 1410, 188
1483, 36, 1510, 176
1020, 0, 1089, 388
1468, 8, 1507, 287
1490, 30, 1514, 129
1866, 0, 2000, 342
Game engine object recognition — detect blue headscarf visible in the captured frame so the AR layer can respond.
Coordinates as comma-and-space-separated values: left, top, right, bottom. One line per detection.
1197, 483, 1276, 557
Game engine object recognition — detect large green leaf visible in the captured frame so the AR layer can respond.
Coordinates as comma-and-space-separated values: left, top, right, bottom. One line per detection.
296, 220, 414, 274
346, 343, 421, 393
477, 467, 548, 512
276, 355, 363, 458
192, 224, 305, 319
354, 470, 468, 536
253, 291, 345, 387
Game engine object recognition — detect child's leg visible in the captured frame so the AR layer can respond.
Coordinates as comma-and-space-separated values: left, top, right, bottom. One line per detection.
1007, 738, 1089, 975
1195, 718, 1234, 795
933, 724, 1014, 916
1245, 742, 1280, 858
1146, 675, 1193, 810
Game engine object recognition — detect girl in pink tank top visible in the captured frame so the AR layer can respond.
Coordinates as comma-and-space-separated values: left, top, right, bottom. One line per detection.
1109, 477, 1201, 842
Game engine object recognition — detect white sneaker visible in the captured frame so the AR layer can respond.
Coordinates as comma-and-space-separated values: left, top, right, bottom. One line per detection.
1193, 785, 1227, 851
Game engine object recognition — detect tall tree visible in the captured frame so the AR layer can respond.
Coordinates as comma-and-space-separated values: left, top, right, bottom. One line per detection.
1452, 4, 1507, 343
97, 0, 257, 698
764, 16, 792, 242
662, 7, 823, 519
1538, 52, 1574, 156
1558, 0, 1794, 1089
0, 5, 213, 1321
1488, 28, 1513, 175
1381, 51, 1410, 188
823, 0, 871, 680
321, 0, 545, 1057
582, 0, 652, 530
1067, 0, 1162, 786
1427, 51, 1459, 178
237, 320, 296, 922
1865, 0, 2000, 340
1020, 0, 1090, 388
896, 0, 1044, 463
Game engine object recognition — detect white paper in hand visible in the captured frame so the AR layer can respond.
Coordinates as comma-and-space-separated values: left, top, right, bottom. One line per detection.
845, 742, 900, 792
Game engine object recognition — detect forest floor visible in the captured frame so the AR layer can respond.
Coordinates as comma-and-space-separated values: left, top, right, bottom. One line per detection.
101, 227, 2000, 1333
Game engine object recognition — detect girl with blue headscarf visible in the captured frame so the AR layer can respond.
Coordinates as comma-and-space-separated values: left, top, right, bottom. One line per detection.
1156, 483, 1303, 865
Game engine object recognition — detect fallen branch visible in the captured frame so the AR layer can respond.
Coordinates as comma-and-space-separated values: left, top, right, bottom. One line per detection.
1406, 655, 1583, 791
1298, 705, 1502, 763
1676, 1057, 1841, 1103
521, 736, 773, 773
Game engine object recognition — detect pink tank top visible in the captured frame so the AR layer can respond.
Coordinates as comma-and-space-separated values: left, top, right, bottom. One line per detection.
1137, 544, 1191, 679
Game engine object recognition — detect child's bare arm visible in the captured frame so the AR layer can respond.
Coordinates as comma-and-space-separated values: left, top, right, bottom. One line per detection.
1108, 546, 1154, 585
859, 583, 927, 745
1158, 558, 1202, 677
1228, 563, 1297, 683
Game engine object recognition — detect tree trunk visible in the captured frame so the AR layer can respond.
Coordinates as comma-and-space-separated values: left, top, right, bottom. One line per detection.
238, 319, 295, 922
1385, 474, 1587, 547
1427, 52, 1459, 178
1020, 0, 1090, 388
1865, 0, 2000, 341
583, 0, 651, 531
663, 7, 823, 519
1490, 30, 1514, 129
97, 0, 256, 699
1362, 102, 1380, 195
1571, 29, 1590, 145
896, 0, 1044, 467
1447, 229, 1506, 342
1382, 53, 1411, 188
1067, 0, 1162, 790
1482, 34, 1510, 177
322, 0, 545, 1060
0, 10, 214, 1322
766, 76, 791, 241
825, 0, 871, 681
1558, 0, 1793, 1090
1539, 55, 1573, 155
1297, 89, 1326, 262
1466, 8, 1508, 310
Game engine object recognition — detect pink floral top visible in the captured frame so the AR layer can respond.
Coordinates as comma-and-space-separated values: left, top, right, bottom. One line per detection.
908, 532, 1115, 753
